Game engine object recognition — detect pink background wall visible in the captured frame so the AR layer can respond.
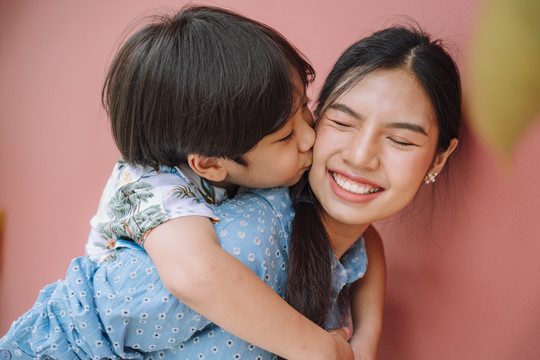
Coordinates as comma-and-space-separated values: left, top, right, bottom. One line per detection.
1, 1, 539, 359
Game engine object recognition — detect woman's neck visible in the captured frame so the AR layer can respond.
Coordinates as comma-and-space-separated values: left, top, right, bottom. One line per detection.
321, 214, 369, 259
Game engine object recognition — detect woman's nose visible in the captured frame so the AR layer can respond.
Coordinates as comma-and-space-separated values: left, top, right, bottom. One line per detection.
344, 132, 380, 170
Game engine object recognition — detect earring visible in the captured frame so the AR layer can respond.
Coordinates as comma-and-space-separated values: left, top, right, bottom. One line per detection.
424, 171, 438, 184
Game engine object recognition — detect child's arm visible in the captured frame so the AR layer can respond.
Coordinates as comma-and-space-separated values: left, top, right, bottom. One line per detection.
349, 225, 386, 360
144, 216, 353, 360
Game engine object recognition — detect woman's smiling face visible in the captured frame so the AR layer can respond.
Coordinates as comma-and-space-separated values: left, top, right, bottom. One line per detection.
309, 68, 455, 230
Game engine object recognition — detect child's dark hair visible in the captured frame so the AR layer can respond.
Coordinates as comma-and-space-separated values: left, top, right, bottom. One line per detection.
285, 26, 462, 327
103, 5, 314, 167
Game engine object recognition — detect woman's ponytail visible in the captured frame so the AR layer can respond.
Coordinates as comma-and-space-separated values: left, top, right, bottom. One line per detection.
285, 180, 333, 327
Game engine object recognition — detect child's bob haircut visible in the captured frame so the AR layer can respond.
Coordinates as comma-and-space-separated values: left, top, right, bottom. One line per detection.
103, 5, 314, 167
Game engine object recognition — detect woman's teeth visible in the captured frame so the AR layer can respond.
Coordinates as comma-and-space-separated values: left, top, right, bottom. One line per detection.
332, 172, 382, 195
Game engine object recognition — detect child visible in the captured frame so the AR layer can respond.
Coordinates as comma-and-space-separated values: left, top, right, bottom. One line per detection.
0, 6, 384, 359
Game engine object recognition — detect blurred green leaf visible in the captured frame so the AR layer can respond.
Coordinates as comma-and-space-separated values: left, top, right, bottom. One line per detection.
467, 0, 540, 157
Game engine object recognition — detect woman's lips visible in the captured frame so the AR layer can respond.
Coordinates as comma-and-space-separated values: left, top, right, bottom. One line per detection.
328, 171, 384, 203
332, 172, 383, 194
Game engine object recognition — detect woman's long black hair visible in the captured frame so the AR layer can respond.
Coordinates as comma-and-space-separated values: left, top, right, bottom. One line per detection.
285, 26, 462, 327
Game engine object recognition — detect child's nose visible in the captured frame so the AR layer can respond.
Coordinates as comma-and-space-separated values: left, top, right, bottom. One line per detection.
298, 124, 315, 152
298, 114, 315, 153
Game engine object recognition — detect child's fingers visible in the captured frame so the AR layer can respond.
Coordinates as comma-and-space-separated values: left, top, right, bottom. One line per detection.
329, 326, 351, 341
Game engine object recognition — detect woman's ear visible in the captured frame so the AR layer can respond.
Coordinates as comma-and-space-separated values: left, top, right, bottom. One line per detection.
187, 154, 228, 182
430, 138, 459, 174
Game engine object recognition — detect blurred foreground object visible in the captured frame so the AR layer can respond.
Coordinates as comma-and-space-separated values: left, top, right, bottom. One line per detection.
467, 0, 540, 158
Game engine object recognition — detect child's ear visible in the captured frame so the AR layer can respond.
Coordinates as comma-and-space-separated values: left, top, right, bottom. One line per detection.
187, 154, 228, 182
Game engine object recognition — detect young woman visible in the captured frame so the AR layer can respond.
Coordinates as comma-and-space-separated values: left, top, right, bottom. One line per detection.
286, 25, 461, 359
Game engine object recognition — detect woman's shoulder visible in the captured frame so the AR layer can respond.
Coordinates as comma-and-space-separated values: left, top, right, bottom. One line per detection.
248, 187, 294, 213
213, 187, 294, 231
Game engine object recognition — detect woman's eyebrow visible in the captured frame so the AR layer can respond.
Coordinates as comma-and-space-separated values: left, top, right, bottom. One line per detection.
384, 122, 428, 136
327, 103, 362, 120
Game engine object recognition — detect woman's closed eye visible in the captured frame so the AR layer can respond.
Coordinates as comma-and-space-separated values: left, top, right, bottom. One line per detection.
388, 137, 416, 147
329, 119, 353, 128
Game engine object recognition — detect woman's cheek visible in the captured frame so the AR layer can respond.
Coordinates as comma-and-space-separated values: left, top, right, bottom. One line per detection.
314, 126, 342, 154
393, 152, 433, 189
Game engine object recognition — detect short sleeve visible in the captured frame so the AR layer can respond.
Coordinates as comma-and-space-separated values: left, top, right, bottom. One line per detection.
86, 161, 226, 261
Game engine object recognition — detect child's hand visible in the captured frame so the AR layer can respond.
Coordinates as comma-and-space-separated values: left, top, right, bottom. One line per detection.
328, 327, 354, 360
